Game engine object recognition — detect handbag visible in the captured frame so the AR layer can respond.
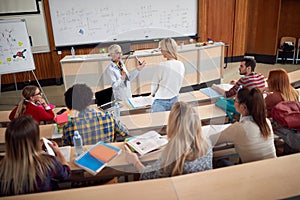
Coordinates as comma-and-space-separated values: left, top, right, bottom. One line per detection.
215, 97, 239, 122
271, 101, 300, 131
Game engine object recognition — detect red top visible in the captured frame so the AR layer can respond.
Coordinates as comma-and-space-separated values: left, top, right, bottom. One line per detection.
9, 102, 55, 124
265, 92, 284, 118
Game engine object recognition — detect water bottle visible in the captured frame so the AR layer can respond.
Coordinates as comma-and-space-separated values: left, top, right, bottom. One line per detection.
71, 47, 75, 58
73, 130, 84, 156
114, 102, 120, 122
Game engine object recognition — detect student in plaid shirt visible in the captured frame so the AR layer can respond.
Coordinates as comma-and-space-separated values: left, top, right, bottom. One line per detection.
62, 84, 129, 145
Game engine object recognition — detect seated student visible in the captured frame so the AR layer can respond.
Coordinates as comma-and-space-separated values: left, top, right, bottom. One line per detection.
9, 85, 55, 124
62, 84, 129, 145
126, 101, 212, 180
265, 68, 299, 117
0, 115, 70, 196
210, 88, 276, 163
224, 58, 265, 98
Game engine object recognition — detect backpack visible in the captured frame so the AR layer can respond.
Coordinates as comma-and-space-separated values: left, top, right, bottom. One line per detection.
271, 101, 300, 131
215, 97, 240, 122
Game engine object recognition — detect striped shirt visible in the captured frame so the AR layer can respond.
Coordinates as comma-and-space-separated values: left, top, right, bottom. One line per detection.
225, 73, 265, 98
62, 108, 128, 145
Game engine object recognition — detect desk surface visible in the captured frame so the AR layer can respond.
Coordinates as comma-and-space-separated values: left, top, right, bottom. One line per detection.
120, 104, 226, 132
5, 153, 300, 200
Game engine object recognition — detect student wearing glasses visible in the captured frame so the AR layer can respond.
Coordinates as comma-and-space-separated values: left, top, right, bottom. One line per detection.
107, 44, 146, 101
9, 85, 55, 124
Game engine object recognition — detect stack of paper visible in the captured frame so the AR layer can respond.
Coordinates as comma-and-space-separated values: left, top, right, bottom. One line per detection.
200, 84, 233, 98
128, 96, 154, 109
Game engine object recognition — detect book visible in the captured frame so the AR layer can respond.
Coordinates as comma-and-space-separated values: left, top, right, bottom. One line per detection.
211, 84, 233, 96
54, 113, 69, 124
42, 137, 55, 156
74, 141, 121, 175
127, 96, 154, 109
125, 131, 168, 157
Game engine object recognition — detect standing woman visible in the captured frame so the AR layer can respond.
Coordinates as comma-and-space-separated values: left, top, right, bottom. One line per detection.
151, 38, 185, 112
210, 88, 276, 163
107, 44, 146, 101
126, 102, 212, 180
0, 116, 70, 196
9, 85, 55, 124
265, 68, 299, 117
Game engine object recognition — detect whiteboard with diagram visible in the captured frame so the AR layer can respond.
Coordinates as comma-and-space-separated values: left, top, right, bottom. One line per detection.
0, 19, 35, 75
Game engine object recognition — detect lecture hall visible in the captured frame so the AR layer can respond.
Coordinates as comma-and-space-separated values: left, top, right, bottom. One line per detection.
0, 0, 300, 199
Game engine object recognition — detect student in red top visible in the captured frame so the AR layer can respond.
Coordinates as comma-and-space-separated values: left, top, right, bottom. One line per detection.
225, 58, 265, 98
9, 85, 55, 124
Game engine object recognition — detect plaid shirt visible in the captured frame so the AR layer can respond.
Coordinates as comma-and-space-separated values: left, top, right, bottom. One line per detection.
62, 108, 128, 145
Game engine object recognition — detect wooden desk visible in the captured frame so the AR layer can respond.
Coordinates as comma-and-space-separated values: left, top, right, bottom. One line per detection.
5, 153, 300, 200
288, 69, 300, 88
120, 90, 214, 115
60, 43, 224, 94
0, 110, 11, 127
120, 104, 226, 134
172, 153, 300, 199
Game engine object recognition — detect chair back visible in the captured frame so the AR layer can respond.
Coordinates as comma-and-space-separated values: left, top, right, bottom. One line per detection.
280, 36, 296, 47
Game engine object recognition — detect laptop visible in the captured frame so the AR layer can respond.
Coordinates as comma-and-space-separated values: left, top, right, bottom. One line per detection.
95, 87, 115, 110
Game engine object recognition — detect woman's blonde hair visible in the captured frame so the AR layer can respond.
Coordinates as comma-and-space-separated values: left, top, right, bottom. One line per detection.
14, 85, 38, 119
160, 101, 209, 176
0, 115, 55, 196
267, 68, 299, 101
159, 38, 178, 60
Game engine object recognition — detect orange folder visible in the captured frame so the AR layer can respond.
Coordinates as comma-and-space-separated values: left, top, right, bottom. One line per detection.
89, 144, 118, 163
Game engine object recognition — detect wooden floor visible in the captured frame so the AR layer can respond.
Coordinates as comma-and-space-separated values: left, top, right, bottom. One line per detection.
0, 62, 299, 111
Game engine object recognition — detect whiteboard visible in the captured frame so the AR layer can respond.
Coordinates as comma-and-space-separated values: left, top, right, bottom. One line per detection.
48, 0, 198, 47
0, 19, 35, 75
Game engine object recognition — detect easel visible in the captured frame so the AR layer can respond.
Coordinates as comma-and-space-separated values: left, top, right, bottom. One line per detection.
0, 70, 49, 104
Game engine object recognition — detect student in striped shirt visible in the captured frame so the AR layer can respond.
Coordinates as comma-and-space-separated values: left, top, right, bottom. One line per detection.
225, 58, 265, 98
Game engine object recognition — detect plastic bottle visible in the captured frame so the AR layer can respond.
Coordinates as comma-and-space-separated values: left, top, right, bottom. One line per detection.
73, 130, 84, 156
114, 101, 120, 122
71, 47, 75, 58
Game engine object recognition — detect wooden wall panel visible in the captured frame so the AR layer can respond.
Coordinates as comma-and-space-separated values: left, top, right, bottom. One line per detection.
278, 0, 300, 40
246, 0, 281, 55
232, 0, 248, 56
206, 0, 235, 57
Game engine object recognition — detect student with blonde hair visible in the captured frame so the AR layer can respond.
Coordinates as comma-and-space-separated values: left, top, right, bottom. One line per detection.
265, 68, 299, 117
126, 101, 212, 180
150, 38, 185, 112
0, 115, 70, 196
210, 88, 276, 163
107, 44, 146, 101
9, 85, 55, 124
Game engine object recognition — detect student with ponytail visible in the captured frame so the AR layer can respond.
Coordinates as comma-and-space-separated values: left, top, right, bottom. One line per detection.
9, 85, 55, 124
210, 88, 276, 163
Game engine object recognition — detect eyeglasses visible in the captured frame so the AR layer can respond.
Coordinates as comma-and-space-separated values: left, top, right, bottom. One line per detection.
114, 51, 123, 55
33, 92, 42, 96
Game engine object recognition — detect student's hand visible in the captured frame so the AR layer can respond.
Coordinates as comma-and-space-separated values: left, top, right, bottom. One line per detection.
48, 141, 69, 166
137, 60, 146, 71
124, 145, 140, 164
229, 80, 237, 85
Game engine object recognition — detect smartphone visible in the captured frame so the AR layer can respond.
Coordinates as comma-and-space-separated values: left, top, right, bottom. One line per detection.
135, 56, 142, 65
